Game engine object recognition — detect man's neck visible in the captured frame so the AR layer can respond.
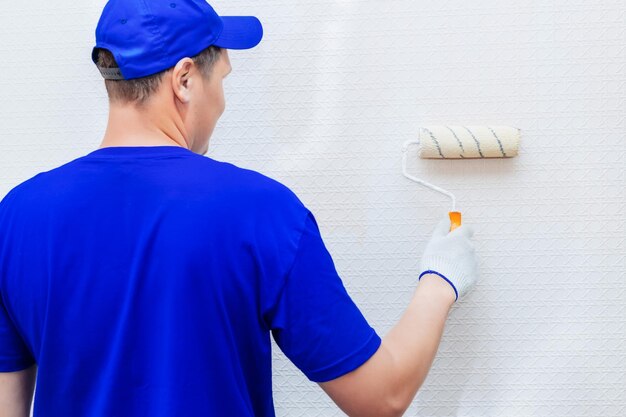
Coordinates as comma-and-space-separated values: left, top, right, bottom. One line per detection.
99, 102, 189, 149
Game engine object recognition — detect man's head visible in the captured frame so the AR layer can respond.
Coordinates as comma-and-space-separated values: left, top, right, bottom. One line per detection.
92, 0, 261, 154
95, 45, 232, 154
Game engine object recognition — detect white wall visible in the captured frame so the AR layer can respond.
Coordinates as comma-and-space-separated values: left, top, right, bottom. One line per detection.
1, 1, 624, 416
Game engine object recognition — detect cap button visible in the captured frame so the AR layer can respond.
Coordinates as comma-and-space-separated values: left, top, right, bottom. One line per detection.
170, 3, 176, 7
120, 18, 127, 24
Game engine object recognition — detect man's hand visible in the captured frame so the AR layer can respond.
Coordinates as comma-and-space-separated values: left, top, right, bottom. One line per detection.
419, 216, 479, 302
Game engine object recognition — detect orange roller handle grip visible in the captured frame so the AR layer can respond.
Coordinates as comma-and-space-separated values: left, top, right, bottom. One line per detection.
449, 211, 462, 232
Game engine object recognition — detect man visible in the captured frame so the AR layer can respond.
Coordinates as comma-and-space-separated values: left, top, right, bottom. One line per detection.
0, 1, 479, 416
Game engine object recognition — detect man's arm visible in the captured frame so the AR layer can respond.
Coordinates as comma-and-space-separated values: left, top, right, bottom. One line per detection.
0, 364, 37, 417
318, 274, 455, 417
318, 217, 478, 416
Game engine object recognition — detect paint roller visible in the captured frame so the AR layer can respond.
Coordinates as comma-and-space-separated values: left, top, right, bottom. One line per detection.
402, 125, 521, 231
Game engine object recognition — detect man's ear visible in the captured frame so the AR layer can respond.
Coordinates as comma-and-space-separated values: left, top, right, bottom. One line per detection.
171, 58, 195, 103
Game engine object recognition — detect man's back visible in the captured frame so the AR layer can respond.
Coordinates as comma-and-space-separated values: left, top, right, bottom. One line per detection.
0, 146, 381, 416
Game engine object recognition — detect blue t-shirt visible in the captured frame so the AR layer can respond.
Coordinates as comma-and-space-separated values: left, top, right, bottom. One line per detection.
0, 146, 381, 417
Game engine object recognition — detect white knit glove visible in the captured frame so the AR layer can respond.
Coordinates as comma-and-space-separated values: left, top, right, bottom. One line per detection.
419, 216, 479, 302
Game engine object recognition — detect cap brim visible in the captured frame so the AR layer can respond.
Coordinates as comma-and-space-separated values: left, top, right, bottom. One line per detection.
213, 16, 263, 50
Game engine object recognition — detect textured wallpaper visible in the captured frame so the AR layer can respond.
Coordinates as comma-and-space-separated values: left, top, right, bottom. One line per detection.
1, 1, 624, 416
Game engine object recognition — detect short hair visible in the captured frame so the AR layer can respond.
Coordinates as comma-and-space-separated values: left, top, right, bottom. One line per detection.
94, 45, 223, 106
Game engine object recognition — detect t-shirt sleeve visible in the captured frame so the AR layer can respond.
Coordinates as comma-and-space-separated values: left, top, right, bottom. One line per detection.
267, 210, 381, 383
0, 192, 36, 372
0, 294, 35, 372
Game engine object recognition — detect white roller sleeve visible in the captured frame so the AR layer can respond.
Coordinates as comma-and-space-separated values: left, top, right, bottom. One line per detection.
418, 125, 521, 159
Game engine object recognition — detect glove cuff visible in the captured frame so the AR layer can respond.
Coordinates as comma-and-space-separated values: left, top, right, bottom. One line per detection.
419, 270, 458, 302
420, 255, 475, 302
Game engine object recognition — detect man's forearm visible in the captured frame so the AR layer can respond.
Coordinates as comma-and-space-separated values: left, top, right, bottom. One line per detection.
0, 364, 37, 417
308, 273, 457, 417
382, 274, 455, 413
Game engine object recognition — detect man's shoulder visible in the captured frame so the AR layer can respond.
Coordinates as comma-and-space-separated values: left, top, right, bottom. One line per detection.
207, 158, 304, 208
0, 171, 47, 209
0, 154, 82, 208
0, 153, 306, 215
42, 152, 303, 209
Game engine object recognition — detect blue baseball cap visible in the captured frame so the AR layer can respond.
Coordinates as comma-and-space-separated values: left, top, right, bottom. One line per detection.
92, 0, 263, 80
